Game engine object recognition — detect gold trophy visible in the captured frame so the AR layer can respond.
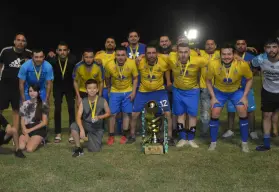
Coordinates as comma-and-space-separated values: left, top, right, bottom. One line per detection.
141, 100, 168, 154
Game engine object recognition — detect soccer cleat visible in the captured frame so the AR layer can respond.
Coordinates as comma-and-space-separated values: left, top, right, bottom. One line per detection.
222, 130, 234, 138
72, 147, 84, 157
208, 142, 217, 151
107, 136, 115, 145
14, 150, 26, 158
241, 142, 249, 153
119, 136, 127, 144
168, 137, 176, 146
126, 136, 136, 144
250, 132, 259, 140
256, 145, 270, 151
188, 140, 199, 148
176, 139, 188, 148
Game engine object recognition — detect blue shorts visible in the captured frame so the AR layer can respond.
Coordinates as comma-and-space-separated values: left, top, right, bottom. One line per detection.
172, 87, 200, 116
109, 92, 133, 115
133, 90, 170, 113
25, 90, 46, 101
227, 89, 256, 112
102, 88, 109, 103
213, 88, 244, 108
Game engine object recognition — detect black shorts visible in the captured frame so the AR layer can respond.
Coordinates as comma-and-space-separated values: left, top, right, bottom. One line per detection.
261, 88, 279, 112
26, 123, 47, 138
0, 80, 20, 111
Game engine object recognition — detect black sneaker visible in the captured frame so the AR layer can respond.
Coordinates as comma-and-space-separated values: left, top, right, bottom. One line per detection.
126, 136, 136, 144
256, 145, 270, 151
72, 147, 84, 157
14, 150, 26, 158
168, 137, 176, 146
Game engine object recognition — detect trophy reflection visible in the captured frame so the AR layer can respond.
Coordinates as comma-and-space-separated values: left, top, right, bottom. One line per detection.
141, 100, 168, 154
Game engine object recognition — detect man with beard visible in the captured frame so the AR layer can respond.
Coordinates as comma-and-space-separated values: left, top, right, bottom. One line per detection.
168, 43, 209, 148
206, 44, 252, 152
105, 47, 138, 145
74, 49, 103, 104
0, 33, 32, 131
46, 42, 77, 143
128, 45, 173, 144
223, 39, 258, 139
252, 38, 279, 151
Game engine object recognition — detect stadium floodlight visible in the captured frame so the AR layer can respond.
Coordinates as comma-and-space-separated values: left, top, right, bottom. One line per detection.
185, 29, 198, 40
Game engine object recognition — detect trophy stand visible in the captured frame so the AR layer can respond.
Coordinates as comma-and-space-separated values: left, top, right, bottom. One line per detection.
141, 101, 168, 154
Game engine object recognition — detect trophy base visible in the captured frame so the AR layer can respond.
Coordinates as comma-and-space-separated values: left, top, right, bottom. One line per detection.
144, 144, 164, 155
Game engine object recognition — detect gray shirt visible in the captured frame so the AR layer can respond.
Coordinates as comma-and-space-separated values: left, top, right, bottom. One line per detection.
82, 96, 105, 130
252, 54, 279, 93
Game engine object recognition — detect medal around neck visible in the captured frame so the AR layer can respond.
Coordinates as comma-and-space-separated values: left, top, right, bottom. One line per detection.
141, 100, 168, 154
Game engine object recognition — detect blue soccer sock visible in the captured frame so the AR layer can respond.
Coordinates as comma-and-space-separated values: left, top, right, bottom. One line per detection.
177, 123, 187, 140
209, 118, 219, 142
263, 134, 271, 148
239, 117, 249, 142
188, 126, 196, 141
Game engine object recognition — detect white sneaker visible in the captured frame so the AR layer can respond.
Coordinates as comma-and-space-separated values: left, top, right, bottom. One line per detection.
241, 142, 249, 153
188, 140, 199, 148
222, 130, 234, 138
176, 139, 188, 148
208, 142, 217, 151
250, 132, 259, 140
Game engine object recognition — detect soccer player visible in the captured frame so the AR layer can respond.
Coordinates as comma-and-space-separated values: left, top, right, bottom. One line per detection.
198, 39, 220, 137
105, 47, 138, 145
0, 33, 32, 131
71, 79, 110, 157
73, 49, 103, 105
128, 45, 173, 144
168, 43, 209, 148
18, 48, 54, 103
223, 39, 258, 139
206, 44, 253, 152
94, 37, 116, 102
251, 38, 279, 151
0, 113, 25, 158
46, 41, 77, 143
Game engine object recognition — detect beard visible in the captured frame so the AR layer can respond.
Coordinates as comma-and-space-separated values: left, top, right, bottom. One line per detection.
158, 46, 172, 54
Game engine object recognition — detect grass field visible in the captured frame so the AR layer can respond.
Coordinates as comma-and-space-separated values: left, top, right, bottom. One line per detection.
1, 76, 279, 192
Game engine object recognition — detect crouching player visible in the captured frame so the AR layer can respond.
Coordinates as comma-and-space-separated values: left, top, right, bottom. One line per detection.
71, 79, 110, 157
206, 44, 253, 152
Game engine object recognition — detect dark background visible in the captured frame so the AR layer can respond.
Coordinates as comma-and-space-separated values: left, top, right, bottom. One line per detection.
1, 1, 278, 56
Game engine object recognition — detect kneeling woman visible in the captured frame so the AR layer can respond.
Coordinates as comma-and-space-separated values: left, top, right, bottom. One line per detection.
19, 84, 49, 152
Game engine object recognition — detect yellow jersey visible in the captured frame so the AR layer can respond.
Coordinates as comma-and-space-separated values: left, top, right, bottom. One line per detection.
199, 50, 220, 88
168, 52, 208, 90
105, 58, 138, 93
94, 51, 115, 88
74, 63, 103, 93
207, 59, 252, 93
138, 56, 169, 92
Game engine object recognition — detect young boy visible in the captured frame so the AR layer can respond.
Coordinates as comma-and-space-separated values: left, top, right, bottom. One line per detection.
71, 79, 111, 157
0, 114, 26, 158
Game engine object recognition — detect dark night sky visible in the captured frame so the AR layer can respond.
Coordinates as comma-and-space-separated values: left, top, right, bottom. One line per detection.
1, 1, 278, 55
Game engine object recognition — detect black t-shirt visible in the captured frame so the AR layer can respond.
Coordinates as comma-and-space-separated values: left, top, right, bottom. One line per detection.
0, 47, 32, 80
46, 54, 77, 89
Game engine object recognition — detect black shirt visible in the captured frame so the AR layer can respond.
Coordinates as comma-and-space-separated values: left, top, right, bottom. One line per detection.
46, 54, 77, 90
0, 47, 32, 80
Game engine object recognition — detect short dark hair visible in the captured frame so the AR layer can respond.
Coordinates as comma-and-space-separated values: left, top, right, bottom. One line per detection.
106, 37, 115, 42
145, 44, 157, 53
57, 41, 69, 49
220, 43, 235, 51
128, 30, 140, 37
15, 32, 26, 40
85, 79, 98, 88
177, 43, 190, 49
264, 38, 279, 46
115, 46, 127, 52
83, 48, 94, 55
32, 48, 44, 55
